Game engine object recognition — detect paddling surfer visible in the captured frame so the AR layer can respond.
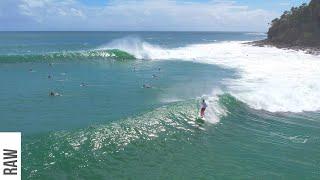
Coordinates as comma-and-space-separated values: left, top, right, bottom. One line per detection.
49, 91, 61, 96
143, 83, 152, 88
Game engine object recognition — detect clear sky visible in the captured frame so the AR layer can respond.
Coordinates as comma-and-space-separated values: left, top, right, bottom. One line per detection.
0, 0, 310, 32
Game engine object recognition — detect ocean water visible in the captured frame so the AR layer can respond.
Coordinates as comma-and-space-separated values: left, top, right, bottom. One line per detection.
0, 32, 319, 179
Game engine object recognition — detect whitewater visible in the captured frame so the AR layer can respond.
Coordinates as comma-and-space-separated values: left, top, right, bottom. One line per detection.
102, 38, 320, 113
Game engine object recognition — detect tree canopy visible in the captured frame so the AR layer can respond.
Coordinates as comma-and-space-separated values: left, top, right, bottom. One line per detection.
268, 0, 320, 46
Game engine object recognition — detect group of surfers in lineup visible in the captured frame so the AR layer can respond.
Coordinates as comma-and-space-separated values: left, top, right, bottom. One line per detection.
44, 64, 207, 118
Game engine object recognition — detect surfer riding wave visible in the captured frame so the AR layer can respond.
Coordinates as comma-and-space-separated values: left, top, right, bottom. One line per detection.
200, 99, 207, 118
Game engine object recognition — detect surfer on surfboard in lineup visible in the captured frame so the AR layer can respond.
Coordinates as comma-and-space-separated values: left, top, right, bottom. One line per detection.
200, 99, 207, 118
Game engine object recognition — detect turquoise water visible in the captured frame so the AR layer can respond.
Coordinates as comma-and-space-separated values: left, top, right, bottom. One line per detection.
0, 32, 319, 179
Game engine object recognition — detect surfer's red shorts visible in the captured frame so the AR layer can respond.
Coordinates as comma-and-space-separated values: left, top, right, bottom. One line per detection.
200, 108, 206, 116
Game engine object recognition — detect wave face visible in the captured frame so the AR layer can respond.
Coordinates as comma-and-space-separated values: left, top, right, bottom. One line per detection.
22, 93, 319, 179
22, 99, 212, 178
102, 38, 320, 113
0, 49, 135, 63
21, 95, 239, 179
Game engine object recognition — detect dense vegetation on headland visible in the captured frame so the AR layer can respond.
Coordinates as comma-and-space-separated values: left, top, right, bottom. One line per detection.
257, 0, 320, 49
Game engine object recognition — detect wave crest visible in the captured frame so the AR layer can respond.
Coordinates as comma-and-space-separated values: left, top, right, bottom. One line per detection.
0, 49, 135, 63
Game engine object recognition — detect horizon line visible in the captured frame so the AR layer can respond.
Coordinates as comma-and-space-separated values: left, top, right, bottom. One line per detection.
0, 30, 267, 33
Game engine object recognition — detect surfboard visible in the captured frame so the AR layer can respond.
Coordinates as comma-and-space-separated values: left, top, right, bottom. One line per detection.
196, 117, 205, 123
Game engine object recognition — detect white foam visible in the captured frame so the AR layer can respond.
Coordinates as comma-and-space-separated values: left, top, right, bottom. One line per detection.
102, 38, 320, 113
200, 90, 228, 124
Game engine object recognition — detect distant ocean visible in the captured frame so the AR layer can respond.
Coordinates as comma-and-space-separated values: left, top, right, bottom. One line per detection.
0, 32, 319, 179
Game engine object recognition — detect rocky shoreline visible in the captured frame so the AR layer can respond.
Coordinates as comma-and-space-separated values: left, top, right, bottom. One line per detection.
248, 0, 320, 56
247, 40, 320, 55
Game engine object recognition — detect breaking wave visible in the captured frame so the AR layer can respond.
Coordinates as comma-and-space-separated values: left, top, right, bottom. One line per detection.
102, 37, 320, 113
0, 49, 136, 63
4, 36, 320, 113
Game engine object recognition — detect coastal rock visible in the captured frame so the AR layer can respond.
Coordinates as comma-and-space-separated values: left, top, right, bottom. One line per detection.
252, 0, 320, 54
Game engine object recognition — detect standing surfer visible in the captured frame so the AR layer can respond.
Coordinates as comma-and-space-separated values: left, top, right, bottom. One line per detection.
200, 99, 207, 118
